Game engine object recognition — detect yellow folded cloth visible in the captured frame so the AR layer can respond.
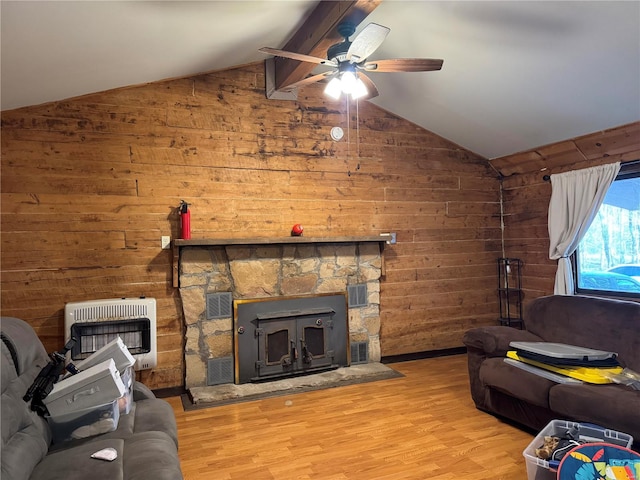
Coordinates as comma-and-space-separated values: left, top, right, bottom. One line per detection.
506, 351, 623, 384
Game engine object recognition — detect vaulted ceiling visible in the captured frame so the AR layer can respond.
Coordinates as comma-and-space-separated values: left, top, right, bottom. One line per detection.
1, 1, 639, 161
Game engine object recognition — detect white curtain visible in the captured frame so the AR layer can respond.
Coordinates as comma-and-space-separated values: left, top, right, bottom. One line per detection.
548, 162, 621, 295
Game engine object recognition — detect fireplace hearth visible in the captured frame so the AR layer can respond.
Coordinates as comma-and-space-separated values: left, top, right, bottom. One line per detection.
234, 294, 348, 384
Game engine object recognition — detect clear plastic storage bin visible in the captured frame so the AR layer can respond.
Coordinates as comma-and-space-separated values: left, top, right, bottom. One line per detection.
523, 419, 633, 480
47, 399, 120, 444
118, 366, 135, 414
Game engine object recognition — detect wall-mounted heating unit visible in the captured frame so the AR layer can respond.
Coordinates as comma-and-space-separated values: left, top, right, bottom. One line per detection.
64, 297, 157, 371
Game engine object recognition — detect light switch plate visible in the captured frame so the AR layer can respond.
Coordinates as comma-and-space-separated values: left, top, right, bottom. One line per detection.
161, 236, 171, 249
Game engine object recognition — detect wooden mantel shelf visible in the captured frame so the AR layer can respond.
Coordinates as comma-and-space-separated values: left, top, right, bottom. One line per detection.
174, 236, 387, 247
172, 236, 390, 287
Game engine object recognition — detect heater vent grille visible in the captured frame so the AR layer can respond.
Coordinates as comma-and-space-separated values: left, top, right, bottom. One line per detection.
70, 303, 149, 322
207, 293, 233, 319
207, 357, 234, 385
347, 284, 368, 308
350, 341, 368, 364
64, 298, 157, 371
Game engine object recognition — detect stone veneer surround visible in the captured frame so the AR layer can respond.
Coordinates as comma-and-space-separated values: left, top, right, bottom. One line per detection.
178, 242, 383, 390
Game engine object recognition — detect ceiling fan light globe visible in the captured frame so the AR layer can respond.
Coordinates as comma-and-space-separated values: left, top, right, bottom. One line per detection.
340, 71, 357, 94
351, 78, 368, 100
324, 77, 342, 100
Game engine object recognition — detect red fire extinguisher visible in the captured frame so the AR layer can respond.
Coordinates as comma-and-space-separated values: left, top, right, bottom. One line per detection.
179, 200, 191, 240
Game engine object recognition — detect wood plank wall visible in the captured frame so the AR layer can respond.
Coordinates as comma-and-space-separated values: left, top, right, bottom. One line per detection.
490, 122, 640, 308
1, 62, 502, 389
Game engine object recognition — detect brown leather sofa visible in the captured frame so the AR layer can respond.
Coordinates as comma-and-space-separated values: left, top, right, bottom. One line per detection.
463, 295, 640, 440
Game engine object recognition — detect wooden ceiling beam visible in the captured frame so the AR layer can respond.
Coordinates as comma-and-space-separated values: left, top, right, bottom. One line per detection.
273, 0, 381, 91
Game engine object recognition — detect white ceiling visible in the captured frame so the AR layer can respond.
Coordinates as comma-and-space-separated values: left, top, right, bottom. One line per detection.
1, 1, 639, 159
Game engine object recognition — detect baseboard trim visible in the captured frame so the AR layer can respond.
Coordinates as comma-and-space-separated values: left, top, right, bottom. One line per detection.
381, 346, 467, 364
152, 386, 187, 398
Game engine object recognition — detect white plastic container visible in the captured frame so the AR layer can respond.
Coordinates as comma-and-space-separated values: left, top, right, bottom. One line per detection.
523, 419, 633, 480
44, 358, 126, 416
47, 399, 120, 444
74, 336, 136, 373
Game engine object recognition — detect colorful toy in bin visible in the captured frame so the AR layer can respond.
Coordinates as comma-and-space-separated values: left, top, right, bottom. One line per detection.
557, 442, 640, 480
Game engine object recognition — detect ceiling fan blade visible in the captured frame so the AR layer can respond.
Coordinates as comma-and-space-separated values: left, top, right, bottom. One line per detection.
346, 23, 390, 63
358, 73, 379, 100
362, 58, 444, 73
280, 71, 334, 91
259, 47, 337, 67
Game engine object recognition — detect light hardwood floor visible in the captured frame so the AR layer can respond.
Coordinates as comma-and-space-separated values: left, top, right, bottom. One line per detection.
166, 354, 535, 479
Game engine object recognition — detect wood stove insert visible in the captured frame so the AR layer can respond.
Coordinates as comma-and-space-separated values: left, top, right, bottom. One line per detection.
234, 293, 349, 384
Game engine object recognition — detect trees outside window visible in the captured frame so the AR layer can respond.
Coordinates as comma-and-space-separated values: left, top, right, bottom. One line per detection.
575, 167, 640, 297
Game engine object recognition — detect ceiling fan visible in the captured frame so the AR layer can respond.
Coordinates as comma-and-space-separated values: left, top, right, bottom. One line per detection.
259, 21, 443, 100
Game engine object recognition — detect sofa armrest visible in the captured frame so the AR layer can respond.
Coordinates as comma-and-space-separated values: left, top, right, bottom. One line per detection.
132, 381, 157, 401
463, 326, 545, 411
463, 326, 543, 357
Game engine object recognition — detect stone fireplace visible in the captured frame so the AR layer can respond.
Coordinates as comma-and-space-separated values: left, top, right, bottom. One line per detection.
176, 238, 383, 392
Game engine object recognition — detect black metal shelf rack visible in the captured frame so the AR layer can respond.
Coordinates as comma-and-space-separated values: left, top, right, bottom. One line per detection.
498, 258, 523, 328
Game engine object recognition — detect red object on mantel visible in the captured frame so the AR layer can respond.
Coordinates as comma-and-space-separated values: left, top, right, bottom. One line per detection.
291, 224, 303, 236
179, 200, 191, 239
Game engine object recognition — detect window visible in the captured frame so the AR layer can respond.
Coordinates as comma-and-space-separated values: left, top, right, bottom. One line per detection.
574, 162, 640, 297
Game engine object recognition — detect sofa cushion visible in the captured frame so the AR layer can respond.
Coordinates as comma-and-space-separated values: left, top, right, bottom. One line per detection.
30, 432, 182, 480
125, 399, 178, 446
121, 431, 183, 480
1, 317, 50, 376
479, 357, 556, 408
549, 383, 640, 440
524, 295, 640, 371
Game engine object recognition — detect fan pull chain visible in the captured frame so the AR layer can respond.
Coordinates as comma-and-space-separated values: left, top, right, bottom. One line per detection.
345, 98, 362, 177
346, 96, 351, 176
356, 98, 361, 172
